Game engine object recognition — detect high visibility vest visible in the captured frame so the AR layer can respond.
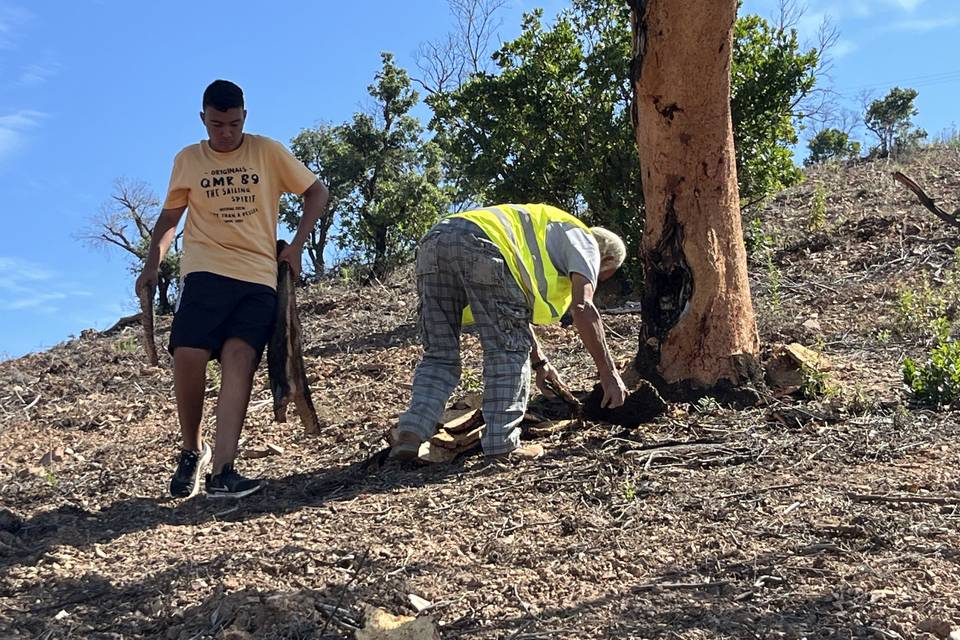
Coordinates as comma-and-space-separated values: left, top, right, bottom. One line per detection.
451, 204, 592, 326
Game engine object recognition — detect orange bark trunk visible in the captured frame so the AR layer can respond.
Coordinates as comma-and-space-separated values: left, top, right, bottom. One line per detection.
629, 0, 759, 390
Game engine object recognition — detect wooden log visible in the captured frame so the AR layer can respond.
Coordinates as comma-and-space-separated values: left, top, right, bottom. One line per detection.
137, 282, 159, 366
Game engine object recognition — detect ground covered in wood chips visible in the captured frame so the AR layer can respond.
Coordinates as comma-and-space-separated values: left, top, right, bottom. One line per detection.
2, 148, 960, 639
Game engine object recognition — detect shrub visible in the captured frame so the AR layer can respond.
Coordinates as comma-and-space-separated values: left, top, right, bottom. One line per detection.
903, 331, 960, 407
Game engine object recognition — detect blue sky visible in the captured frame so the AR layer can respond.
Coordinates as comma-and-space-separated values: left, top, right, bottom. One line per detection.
0, 0, 957, 359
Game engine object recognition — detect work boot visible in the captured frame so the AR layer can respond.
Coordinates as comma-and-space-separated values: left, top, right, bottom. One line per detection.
169, 443, 211, 498
491, 443, 544, 462
389, 431, 424, 461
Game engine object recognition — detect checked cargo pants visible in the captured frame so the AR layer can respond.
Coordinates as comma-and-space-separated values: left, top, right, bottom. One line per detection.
398, 218, 533, 455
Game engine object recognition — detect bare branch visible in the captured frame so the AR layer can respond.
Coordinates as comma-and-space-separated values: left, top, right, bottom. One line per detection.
413, 0, 506, 94
893, 171, 960, 229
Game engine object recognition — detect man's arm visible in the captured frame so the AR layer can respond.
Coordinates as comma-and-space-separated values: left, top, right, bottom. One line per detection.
570, 273, 627, 408
136, 206, 186, 295
278, 180, 329, 279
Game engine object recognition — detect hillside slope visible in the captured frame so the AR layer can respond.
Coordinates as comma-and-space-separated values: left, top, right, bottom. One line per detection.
1, 148, 959, 639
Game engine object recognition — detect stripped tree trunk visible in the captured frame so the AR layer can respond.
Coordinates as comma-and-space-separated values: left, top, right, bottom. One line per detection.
629, 0, 761, 398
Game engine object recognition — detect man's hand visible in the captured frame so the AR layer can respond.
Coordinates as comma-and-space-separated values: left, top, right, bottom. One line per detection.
600, 372, 628, 409
278, 242, 303, 280
135, 267, 159, 297
534, 362, 564, 397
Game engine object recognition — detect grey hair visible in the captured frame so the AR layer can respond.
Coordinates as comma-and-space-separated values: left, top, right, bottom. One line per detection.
590, 227, 627, 267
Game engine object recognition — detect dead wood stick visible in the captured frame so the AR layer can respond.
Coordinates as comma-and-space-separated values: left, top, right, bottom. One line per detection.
632, 580, 728, 592
137, 282, 159, 366
718, 483, 802, 499
544, 378, 582, 414
892, 171, 960, 228
319, 548, 369, 637
848, 492, 960, 506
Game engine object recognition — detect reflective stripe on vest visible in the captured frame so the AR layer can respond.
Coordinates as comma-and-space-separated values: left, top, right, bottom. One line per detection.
450, 204, 591, 325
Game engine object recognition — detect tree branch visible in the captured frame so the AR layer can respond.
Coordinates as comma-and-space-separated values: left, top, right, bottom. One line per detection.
892, 171, 960, 228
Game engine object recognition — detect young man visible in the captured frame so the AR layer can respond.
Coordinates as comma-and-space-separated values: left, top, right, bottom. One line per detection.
136, 79, 328, 498
392, 204, 629, 461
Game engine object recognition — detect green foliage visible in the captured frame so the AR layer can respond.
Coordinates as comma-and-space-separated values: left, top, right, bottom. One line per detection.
744, 217, 772, 260
206, 360, 221, 391
767, 250, 782, 311
284, 54, 449, 279
903, 331, 960, 408
895, 278, 949, 338
428, 0, 822, 268
744, 217, 781, 309
805, 128, 860, 165
809, 183, 826, 231
800, 362, 838, 400
280, 124, 354, 276
340, 54, 449, 279
731, 14, 819, 206
429, 2, 642, 236
460, 367, 483, 393
864, 87, 927, 158
113, 333, 139, 354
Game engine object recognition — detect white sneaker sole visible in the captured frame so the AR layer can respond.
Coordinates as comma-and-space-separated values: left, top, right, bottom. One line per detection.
205, 483, 264, 499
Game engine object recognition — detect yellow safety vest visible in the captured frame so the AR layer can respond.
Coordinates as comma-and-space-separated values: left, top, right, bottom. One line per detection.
451, 204, 591, 326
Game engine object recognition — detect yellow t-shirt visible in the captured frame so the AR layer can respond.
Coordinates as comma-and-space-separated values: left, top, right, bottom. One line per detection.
163, 133, 316, 289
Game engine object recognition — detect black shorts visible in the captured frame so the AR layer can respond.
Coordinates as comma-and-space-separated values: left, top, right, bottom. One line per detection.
168, 271, 277, 361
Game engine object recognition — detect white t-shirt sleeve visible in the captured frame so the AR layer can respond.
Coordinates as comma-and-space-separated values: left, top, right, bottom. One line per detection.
545, 222, 601, 286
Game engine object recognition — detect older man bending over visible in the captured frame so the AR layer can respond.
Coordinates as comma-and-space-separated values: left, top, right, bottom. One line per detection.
393, 203, 628, 461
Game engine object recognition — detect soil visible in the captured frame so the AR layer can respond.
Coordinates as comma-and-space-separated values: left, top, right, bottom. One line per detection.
1, 147, 959, 639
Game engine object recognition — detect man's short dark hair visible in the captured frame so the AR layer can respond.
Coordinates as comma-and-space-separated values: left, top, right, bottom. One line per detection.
202, 80, 244, 111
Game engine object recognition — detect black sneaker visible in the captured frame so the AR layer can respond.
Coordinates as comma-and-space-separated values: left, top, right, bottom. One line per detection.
169, 444, 211, 498
205, 464, 263, 499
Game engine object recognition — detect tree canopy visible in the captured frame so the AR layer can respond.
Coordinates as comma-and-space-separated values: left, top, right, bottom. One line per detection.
805, 127, 861, 165
427, 0, 824, 265
865, 86, 927, 158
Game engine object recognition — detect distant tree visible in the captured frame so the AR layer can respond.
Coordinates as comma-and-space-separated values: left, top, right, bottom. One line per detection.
337, 53, 449, 279
805, 127, 861, 165
280, 123, 353, 276
80, 178, 180, 313
864, 87, 927, 157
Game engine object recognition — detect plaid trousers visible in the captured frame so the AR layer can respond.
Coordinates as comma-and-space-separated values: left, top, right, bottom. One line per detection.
398, 219, 532, 455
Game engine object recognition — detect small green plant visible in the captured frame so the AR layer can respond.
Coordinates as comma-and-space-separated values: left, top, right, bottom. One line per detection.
809, 183, 827, 231
206, 361, 222, 390
875, 328, 892, 345
43, 470, 59, 487
745, 217, 771, 259
113, 333, 139, 354
460, 367, 482, 393
621, 479, 637, 501
767, 250, 782, 310
694, 396, 722, 414
894, 279, 947, 338
903, 332, 960, 407
800, 363, 839, 400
